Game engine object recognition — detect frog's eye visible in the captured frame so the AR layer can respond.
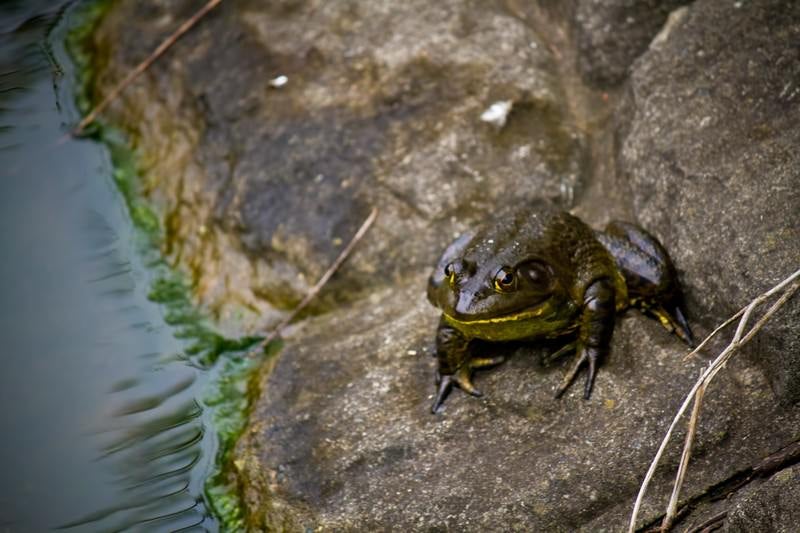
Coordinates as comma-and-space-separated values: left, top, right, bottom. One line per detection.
493, 267, 517, 293
444, 262, 462, 287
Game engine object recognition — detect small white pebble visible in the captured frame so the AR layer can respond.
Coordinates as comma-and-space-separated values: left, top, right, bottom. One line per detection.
407, 350, 417, 356
268, 75, 288, 88
480, 100, 513, 129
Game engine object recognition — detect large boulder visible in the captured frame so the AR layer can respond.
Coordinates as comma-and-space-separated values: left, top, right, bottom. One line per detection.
88, 0, 800, 530
618, 0, 800, 404
91, 0, 586, 333
234, 279, 800, 531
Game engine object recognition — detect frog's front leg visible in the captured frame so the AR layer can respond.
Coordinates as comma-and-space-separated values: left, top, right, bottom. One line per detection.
554, 278, 615, 399
431, 317, 504, 413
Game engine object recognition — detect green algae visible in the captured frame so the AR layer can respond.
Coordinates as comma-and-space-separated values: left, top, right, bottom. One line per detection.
66, 2, 271, 529
204, 340, 283, 531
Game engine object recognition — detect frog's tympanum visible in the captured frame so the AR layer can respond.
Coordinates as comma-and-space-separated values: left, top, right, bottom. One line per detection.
427, 201, 693, 413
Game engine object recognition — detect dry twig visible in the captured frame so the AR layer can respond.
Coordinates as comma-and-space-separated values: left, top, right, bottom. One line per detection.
70, 0, 223, 138
628, 267, 800, 533
661, 375, 706, 531
248, 208, 378, 357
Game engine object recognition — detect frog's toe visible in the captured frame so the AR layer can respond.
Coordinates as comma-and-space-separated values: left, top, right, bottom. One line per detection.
430, 365, 482, 414
453, 364, 482, 397
652, 302, 695, 348
670, 304, 694, 347
554, 347, 599, 400
469, 356, 505, 369
554, 350, 586, 398
543, 341, 577, 366
583, 353, 598, 399
431, 374, 453, 413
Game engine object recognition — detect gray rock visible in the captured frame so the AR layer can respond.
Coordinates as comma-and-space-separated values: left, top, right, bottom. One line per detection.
618, 0, 800, 403
235, 278, 800, 531
573, 0, 691, 87
91, 0, 586, 332
726, 464, 800, 532
87, 0, 800, 530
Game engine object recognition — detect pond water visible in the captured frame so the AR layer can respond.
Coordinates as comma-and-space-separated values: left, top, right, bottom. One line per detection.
0, 2, 237, 531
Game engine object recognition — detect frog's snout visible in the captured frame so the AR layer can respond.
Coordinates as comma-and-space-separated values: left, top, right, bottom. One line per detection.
453, 293, 477, 318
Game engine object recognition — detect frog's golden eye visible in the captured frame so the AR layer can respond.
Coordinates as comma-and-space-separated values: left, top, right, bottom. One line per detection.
493, 267, 516, 293
444, 262, 459, 287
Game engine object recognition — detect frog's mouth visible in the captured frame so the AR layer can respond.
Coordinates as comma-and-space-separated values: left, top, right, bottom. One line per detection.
443, 303, 549, 326
442, 298, 579, 342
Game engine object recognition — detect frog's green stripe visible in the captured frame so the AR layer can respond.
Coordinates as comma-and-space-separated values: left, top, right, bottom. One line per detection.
442, 305, 546, 326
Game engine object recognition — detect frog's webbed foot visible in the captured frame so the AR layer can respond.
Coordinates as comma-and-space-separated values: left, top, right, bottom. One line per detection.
430, 356, 505, 414
554, 278, 614, 400
543, 340, 592, 398
650, 302, 695, 348
432, 366, 479, 414
553, 345, 599, 400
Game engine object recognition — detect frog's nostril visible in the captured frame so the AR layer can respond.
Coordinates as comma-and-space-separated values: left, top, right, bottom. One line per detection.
455, 294, 474, 316
464, 260, 477, 276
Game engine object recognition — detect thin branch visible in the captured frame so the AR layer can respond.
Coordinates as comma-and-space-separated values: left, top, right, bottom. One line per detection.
681, 308, 744, 362
683, 266, 800, 361
740, 281, 800, 345
248, 207, 379, 357
70, 0, 223, 138
628, 267, 800, 533
661, 375, 705, 531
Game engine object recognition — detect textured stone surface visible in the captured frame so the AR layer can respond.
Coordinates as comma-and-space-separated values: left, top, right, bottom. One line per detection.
618, 0, 800, 403
235, 279, 799, 531
91, 0, 586, 332
726, 464, 800, 532
88, 0, 800, 530
574, 0, 690, 87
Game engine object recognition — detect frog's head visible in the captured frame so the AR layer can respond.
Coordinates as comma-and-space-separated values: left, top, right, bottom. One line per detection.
427, 228, 577, 342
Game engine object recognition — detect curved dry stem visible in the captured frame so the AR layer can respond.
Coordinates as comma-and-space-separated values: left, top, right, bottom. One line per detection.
69, 0, 223, 138
628, 267, 800, 533
661, 375, 706, 531
249, 207, 378, 356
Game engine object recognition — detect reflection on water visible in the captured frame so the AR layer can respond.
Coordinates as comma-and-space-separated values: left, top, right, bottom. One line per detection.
0, 2, 238, 531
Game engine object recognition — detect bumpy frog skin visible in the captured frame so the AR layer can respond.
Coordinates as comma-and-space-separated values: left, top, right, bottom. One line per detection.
427, 201, 693, 413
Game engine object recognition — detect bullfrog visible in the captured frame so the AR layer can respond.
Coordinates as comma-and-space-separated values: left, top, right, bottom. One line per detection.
427, 201, 693, 413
